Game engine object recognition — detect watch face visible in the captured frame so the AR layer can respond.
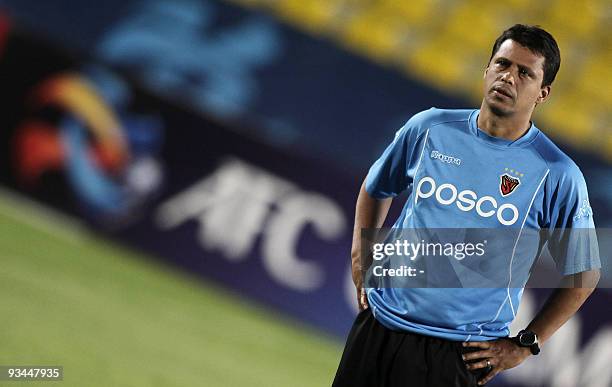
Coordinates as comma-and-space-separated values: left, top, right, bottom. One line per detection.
519, 332, 536, 346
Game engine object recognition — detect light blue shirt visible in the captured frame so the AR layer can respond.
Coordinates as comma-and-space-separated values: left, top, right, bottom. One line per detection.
365, 108, 600, 341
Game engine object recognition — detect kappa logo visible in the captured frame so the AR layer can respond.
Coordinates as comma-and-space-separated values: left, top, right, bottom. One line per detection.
573, 199, 593, 222
430, 150, 461, 166
500, 173, 521, 197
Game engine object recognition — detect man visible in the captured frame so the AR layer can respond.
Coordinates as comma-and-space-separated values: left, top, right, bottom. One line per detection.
333, 24, 601, 387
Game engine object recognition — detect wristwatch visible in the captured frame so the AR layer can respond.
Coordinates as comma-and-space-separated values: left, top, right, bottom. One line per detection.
515, 330, 540, 355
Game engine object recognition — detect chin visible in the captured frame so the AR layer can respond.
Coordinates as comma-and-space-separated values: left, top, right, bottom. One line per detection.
486, 100, 513, 117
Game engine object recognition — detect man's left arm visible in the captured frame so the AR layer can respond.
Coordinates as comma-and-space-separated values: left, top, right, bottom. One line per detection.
463, 269, 600, 386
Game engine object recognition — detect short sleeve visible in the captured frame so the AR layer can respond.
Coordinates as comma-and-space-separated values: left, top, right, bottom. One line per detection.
365, 110, 430, 199
546, 167, 600, 275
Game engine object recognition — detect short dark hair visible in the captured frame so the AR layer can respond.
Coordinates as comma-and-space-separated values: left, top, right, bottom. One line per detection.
489, 24, 561, 87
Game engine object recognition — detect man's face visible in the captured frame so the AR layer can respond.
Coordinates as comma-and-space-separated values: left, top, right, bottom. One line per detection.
483, 39, 550, 117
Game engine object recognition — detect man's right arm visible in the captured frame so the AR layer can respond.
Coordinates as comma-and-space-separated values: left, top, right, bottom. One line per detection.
351, 178, 393, 310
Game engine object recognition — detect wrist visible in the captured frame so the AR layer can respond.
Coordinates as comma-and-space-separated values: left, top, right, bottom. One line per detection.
514, 329, 541, 355
518, 345, 532, 359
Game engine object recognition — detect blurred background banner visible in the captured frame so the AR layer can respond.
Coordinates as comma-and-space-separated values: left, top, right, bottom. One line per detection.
0, 1, 610, 386
0, 22, 359, 336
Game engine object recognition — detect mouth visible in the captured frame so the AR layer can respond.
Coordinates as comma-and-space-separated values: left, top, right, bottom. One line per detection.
491, 86, 514, 100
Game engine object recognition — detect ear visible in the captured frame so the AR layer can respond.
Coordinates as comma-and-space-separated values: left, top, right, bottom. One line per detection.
484, 66, 489, 79
536, 85, 551, 105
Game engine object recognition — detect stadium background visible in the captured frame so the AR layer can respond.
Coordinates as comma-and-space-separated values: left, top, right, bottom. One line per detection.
0, 0, 610, 386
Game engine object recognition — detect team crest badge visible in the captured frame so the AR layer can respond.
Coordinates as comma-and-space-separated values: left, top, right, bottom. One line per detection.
500, 173, 520, 196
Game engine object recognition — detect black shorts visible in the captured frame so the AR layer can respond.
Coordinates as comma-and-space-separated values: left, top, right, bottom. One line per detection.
332, 308, 490, 387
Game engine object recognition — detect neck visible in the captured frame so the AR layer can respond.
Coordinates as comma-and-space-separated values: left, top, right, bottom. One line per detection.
478, 102, 532, 141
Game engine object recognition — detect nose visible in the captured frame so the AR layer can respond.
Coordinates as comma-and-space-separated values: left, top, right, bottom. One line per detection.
500, 71, 515, 85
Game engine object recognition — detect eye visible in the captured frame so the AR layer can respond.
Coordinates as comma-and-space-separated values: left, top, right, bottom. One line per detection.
519, 67, 535, 78
496, 59, 508, 66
